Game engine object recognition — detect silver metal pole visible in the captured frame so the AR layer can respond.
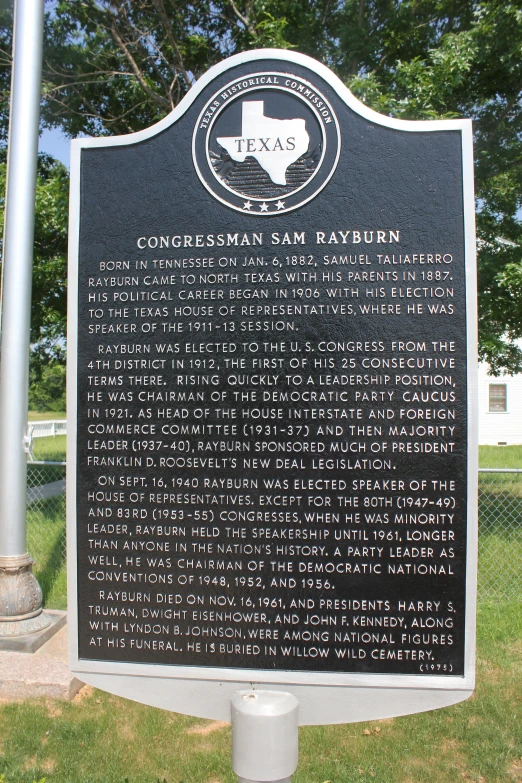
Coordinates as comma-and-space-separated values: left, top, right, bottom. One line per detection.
0, 0, 50, 636
231, 691, 299, 783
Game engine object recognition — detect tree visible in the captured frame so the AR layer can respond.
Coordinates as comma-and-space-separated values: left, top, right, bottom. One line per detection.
335, 1, 522, 375
1, 0, 521, 373
0, 152, 68, 368
40, 0, 296, 137
0, 1, 13, 146
28, 361, 66, 412
40, 1, 521, 372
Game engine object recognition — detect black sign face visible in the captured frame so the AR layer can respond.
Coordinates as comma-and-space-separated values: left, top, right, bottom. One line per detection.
71, 53, 476, 683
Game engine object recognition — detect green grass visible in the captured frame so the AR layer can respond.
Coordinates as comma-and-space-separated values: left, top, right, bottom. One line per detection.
478, 457, 522, 601
30, 435, 66, 463
26, 459, 67, 610
7, 427, 520, 778
479, 444, 522, 469
0, 600, 519, 782
28, 411, 66, 422
27, 496, 67, 611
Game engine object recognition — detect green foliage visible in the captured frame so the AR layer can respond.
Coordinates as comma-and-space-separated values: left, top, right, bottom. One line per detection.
28, 363, 66, 412
39, 0, 300, 137
337, 1, 522, 372
30, 155, 69, 352
0, 151, 68, 376
0, 4, 12, 145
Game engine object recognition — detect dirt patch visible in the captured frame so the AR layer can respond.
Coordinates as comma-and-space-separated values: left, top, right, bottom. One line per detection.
445, 743, 482, 781
23, 756, 37, 771
186, 720, 229, 735
42, 758, 57, 773
509, 758, 522, 780
120, 720, 137, 742
440, 738, 460, 752
24, 756, 57, 774
509, 640, 522, 658
41, 731, 51, 746
479, 660, 503, 685
405, 756, 425, 770
73, 684, 94, 701
46, 702, 62, 718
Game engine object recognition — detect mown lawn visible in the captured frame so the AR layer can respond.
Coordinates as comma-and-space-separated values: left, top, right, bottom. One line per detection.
0, 600, 520, 783
16, 433, 521, 780
28, 412, 66, 422
29, 435, 66, 463
478, 447, 522, 602
479, 444, 522, 469
8, 435, 521, 780
26, 443, 67, 610
27, 495, 67, 611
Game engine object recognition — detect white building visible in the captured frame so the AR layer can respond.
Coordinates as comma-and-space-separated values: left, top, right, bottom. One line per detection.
478, 360, 522, 445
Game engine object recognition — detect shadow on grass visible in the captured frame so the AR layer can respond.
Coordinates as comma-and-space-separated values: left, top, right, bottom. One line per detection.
35, 523, 66, 606
27, 496, 66, 608
27, 462, 66, 485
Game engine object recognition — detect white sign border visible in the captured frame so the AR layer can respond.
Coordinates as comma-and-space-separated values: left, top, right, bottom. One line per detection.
67, 48, 477, 725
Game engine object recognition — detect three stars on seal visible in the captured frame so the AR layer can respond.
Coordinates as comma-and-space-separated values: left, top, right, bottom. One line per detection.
242, 200, 286, 212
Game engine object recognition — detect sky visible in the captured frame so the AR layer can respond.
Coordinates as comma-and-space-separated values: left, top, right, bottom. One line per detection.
38, 126, 72, 168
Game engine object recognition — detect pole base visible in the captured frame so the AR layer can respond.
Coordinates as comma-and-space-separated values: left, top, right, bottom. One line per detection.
0, 553, 51, 636
238, 778, 292, 783
232, 691, 299, 783
0, 609, 65, 652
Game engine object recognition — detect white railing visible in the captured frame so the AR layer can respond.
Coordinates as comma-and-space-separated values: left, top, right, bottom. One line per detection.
27, 420, 67, 440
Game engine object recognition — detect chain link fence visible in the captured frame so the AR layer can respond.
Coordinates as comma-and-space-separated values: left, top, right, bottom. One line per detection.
24, 456, 522, 608
478, 469, 522, 602
27, 460, 67, 610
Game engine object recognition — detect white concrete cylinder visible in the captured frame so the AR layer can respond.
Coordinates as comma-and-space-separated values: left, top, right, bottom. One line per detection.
231, 690, 299, 783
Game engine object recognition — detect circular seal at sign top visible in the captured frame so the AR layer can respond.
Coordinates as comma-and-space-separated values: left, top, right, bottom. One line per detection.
192, 72, 341, 216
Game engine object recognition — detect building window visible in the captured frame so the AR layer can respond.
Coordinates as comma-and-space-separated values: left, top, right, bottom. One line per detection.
489, 384, 507, 412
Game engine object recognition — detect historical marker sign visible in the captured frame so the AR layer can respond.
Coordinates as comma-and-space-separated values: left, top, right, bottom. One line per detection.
68, 50, 477, 724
